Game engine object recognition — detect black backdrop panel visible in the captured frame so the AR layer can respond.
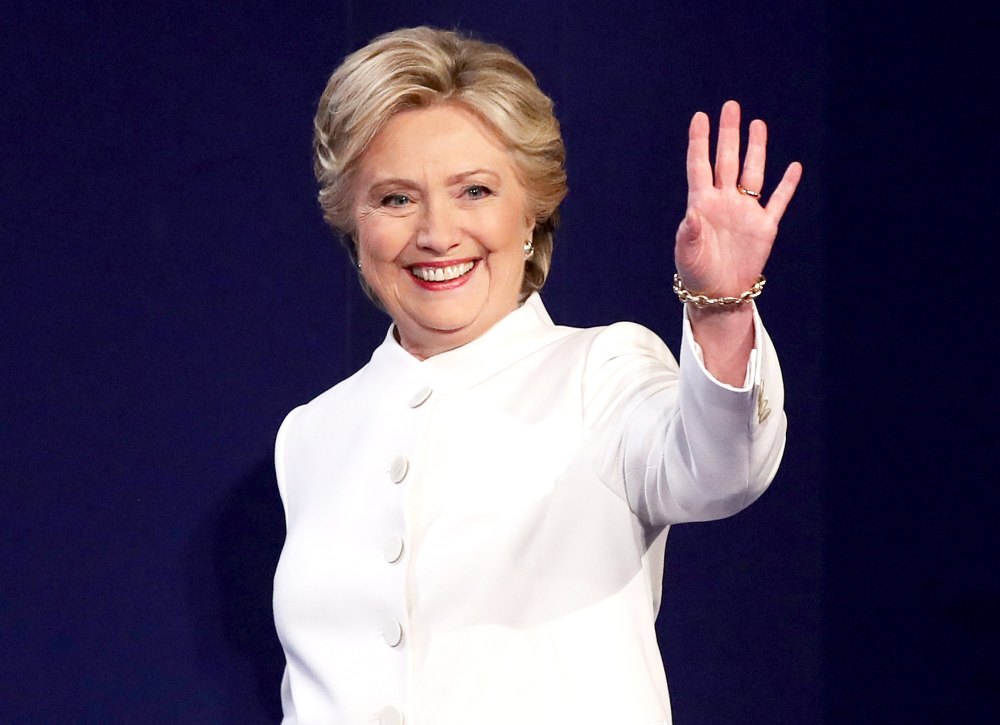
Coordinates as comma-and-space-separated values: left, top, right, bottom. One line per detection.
3, 0, 995, 722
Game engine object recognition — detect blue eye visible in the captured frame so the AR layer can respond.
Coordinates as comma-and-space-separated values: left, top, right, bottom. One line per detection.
464, 185, 492, 199
381, 193, 411, 207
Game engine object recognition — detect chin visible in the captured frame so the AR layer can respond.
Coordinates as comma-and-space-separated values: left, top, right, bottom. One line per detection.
423, 313, 481, 337
408, 296, 486, 332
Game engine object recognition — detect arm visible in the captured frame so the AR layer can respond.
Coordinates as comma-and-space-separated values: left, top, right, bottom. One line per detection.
675, 100, 801, 385
581, 311, 785, 527
584, 103, 798, 525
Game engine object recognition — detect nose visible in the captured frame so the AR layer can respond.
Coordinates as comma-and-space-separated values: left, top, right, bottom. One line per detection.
415, 197, 460, 254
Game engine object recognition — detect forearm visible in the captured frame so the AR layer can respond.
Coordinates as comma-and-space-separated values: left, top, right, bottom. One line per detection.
685, 303, 755, 387
620, 307, 785, 525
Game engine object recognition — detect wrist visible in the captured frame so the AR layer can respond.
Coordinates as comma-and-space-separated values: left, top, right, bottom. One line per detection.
672, 273, 766, 308
686, 300, 755, 322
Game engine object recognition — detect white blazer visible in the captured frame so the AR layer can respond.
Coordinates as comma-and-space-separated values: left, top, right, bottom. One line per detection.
273, 293, 785, 725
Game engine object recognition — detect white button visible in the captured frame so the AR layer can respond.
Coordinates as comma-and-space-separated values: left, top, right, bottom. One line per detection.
380, 705, 404, 725
389, 456, 409, 483
383, 618, 403, 647
383, 534, 404, 563
408, 386, 433, 408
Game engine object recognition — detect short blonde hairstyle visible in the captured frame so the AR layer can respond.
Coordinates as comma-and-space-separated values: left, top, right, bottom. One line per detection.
313, 26, 567, 300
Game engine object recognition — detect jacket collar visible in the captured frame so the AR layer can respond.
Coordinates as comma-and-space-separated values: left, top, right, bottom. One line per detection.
367, 293, 559, 392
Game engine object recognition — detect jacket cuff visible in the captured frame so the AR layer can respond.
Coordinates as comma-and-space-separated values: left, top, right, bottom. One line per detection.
681, 301, 764, 393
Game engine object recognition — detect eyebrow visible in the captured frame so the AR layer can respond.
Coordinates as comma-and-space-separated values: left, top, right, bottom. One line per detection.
446, 169, 501, 185
366, 177, 419, 193
366, 169, 502, 192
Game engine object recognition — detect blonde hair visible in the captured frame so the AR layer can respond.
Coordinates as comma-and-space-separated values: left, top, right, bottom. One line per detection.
313, 26, 567, 300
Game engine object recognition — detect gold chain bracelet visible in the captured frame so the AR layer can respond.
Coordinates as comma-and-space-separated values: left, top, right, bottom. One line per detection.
672, 273, 766, 307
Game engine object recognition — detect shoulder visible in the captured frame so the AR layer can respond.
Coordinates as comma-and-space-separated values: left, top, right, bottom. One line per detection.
520, 314, 674, 365
579, 321, 679, 382
570, 322, 680, 431
505, 316, 679, 398
277, 361, 374, 442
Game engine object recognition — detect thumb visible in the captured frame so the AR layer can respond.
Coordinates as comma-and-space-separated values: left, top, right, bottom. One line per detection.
674, 207, 702, 267
675, 207, 701, 247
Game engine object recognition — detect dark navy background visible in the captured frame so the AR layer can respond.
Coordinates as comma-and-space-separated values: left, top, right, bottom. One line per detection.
2, 1, 996, 722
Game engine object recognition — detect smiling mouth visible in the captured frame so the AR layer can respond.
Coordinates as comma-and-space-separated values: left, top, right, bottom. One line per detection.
409, 261, 476, 283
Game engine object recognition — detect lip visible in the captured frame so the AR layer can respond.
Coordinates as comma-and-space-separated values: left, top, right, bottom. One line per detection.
407, 258, 479, 291
406, 257, 479, 269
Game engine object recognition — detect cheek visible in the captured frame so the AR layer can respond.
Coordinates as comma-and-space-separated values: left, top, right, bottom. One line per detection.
356, 216, 405, 263
482, 205, 532, 252
488, 235, 529, 287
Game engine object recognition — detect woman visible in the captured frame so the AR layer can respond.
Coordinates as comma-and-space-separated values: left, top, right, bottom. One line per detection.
273, 26, 801, 725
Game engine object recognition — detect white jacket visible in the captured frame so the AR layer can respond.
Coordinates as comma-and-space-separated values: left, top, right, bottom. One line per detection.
273, 293, 785, 725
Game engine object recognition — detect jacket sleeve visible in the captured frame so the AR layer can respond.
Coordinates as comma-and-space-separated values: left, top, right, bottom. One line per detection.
581, 304, 786, 527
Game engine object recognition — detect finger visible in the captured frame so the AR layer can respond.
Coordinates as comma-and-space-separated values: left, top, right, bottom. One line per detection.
686, 112, 713, 197
740, 119, 767, 196
714, 100, 741, 189
765, 161, 803, 223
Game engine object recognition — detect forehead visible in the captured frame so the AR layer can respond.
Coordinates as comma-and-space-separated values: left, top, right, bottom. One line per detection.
359, 103, 517, 178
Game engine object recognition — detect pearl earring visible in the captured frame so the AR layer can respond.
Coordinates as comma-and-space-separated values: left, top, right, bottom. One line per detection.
523, 240, 534, 259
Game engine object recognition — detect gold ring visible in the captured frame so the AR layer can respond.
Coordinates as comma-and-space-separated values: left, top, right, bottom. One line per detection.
737, 184, 762, 199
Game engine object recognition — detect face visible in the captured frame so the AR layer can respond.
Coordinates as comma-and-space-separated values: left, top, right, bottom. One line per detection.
352, 104, 534, 360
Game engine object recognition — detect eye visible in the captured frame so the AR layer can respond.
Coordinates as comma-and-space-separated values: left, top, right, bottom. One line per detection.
463, 184, 493, 200
381, 193, 411, 207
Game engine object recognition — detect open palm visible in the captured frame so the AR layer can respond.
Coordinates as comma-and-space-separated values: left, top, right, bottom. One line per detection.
674, 100, 802, 298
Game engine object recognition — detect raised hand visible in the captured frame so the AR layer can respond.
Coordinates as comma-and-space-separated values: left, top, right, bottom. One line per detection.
674, 100, 802, 300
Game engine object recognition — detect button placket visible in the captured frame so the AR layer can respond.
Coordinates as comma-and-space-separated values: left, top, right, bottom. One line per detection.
384, 411, 410, 649
384, 383, 432, 562
378, 384, 430, 725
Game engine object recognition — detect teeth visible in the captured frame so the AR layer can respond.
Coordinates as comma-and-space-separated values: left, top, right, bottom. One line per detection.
411, 261, 475, 282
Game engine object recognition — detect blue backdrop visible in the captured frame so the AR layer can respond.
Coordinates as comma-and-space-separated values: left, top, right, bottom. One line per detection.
2, 0, 996, 722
